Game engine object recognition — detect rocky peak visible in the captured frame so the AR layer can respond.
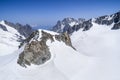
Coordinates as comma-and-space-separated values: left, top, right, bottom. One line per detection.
52, 17, 79, 33
17, 30, 75, 67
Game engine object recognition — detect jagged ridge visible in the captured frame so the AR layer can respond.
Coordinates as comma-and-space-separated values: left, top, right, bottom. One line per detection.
52, 11, 120, 34
17, 30, 75, 67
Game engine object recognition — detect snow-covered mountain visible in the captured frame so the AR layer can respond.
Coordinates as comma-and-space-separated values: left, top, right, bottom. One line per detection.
1, 22, 120, 80
0, 30, 88, 80
0, 11, 120, 80
0, 20, 33, 56
52, 18, 85, 33
70, 22, 120, 80
52, 11, 120, 34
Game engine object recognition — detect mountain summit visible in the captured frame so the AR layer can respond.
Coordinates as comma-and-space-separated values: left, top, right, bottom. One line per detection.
52, 17, 85, 33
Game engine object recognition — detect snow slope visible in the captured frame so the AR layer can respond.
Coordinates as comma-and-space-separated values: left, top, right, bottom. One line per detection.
0, 30, 89, 80
71, 22, 120, 80
0, 21, 25, 56
0, 22, 120, 80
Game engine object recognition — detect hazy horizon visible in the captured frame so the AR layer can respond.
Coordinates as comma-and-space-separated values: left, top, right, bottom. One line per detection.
0, 0, 120, 27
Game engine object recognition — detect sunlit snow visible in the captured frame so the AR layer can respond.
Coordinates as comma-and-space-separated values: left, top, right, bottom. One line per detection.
0, 22, 120, 80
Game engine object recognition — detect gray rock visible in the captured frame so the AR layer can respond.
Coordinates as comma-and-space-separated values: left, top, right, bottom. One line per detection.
113, 12, 120, 23
19, 30, 39, 48
111, 12, 120, 29
112, 22, 120, 30
17, 30, 75, 67
55, 32, 76, 50
83, 19, 93, 31
17, 40, 51, 67
0, 24, 8, 31
17, 30, 52, 67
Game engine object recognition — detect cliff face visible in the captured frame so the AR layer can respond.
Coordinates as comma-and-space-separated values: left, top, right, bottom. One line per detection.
17, 30, 74, 67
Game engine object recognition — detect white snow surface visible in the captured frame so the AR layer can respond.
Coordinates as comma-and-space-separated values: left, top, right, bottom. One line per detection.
0, 30, 89, 80
0, 23, 120, 80
69, 22, 77, 27
0, 21, 25, 56
71, 22, 120, 80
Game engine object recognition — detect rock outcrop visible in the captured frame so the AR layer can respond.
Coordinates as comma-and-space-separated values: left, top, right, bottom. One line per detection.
17, 30, 74, 67
0, 24, 8, 31
55, 33, 75, 49
112, 22, 120, 29
17, 40, 51, 67
112, 12, 120, 30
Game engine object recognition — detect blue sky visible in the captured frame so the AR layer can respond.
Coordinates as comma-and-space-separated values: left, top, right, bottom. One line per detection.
0, 0, 120, 27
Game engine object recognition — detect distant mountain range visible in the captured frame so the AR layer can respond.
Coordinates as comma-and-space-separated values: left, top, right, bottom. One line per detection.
52, 11, 120, 34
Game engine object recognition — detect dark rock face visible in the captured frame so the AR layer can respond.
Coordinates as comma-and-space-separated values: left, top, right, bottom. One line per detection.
113, 12, 120, 23
112, 22, 120, 30
72, 24, 83, 32
17, 30, 74, 67
83, 19, 93, 31
52, 20, 62, 32
19, 30, 39, 48
95, 15, 113, 25
18, 24, 33, 38
63, 25, 74, 34
94, 11, 120, 30
112, 12, 120, 30
0, 24, 8, 31
65, 19, 93, 33
4, 21, 34, 38
25, 30, 39, 42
